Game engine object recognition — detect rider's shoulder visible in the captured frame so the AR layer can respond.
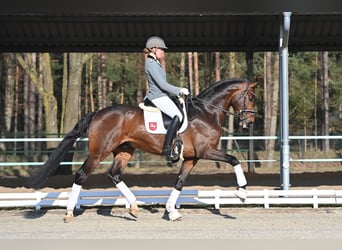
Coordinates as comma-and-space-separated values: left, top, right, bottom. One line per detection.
148, 57, 159, 64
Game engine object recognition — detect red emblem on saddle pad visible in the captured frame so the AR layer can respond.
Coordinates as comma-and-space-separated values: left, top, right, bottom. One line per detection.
149, 122, 157, 131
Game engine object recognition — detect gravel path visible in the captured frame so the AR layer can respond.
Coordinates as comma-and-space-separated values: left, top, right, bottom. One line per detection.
1, 206, 342, 239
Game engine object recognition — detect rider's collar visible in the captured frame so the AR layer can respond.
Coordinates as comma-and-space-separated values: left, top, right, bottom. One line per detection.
147, 53, 162, 66
147, 53, 157, 60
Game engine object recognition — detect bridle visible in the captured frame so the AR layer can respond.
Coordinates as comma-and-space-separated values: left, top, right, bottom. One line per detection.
236, 82, 257, 123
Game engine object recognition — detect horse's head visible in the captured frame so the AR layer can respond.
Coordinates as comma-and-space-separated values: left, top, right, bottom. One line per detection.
231, 81, 258, 128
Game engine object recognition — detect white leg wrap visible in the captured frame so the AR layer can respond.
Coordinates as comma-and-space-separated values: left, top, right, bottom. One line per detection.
66, 183, 82, 211
234, 164, 247, 187
166, 188, 181, 212
116, 181, 136, 205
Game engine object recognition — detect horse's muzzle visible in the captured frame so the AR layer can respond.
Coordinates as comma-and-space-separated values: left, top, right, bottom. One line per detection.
239, 110, 256, 129
240, 118, 253, 129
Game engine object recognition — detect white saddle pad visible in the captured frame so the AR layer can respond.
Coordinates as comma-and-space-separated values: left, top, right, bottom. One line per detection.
139, 97, 188, 134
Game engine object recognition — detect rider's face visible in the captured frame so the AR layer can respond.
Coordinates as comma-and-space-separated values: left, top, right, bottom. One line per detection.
155, 48, 165, 60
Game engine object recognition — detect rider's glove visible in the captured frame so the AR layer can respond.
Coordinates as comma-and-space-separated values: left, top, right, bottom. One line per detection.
179, 88, 190, 96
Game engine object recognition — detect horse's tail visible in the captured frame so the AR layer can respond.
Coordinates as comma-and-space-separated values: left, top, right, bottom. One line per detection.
28, 111, 97, 189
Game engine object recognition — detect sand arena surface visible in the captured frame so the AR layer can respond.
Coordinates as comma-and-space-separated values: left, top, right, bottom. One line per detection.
1, 206, 342, 239
1, 166, 342, 239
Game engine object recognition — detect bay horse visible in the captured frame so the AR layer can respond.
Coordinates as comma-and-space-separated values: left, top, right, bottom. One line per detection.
29, 78, 257, 222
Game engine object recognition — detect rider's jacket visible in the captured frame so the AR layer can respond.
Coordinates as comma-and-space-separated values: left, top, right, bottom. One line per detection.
144, 55, 181, 101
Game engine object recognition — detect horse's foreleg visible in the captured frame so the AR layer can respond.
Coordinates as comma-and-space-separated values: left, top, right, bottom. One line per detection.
226, 158, 248, 201
166, 160, 197, 221
166, 189, 182, 221
233, 164, 248, 201
203, 149, 247, 201
107, 151, 138, 218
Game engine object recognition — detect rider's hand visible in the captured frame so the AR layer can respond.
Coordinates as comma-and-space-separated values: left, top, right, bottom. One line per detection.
179, 88, 190, 96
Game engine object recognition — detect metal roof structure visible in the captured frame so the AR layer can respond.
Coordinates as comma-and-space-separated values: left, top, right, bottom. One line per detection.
1, 0, 342, 52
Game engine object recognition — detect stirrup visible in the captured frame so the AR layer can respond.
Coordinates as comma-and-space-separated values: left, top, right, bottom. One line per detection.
163, 147, 180, 163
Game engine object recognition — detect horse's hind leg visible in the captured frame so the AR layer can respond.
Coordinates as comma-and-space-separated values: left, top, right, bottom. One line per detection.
107, 147, 138, 218
64, 156, 101, 223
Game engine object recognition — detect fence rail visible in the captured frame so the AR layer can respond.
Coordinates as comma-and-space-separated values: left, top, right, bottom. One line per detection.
1, 136, 341, 166
1, 136, 341, 209
1, 135, 341, 142
1, 188, 342, 210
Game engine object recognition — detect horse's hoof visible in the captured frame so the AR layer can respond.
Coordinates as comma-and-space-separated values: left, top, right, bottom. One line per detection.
129, 204, 139, 218
63, 215, 74, 223
63, 210, 74, 223
129, 210, 138, 218
234, 187, 247, 202
168, 210, 182, 221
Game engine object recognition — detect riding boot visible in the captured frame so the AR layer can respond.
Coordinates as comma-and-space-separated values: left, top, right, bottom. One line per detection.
162, 116, 181, 162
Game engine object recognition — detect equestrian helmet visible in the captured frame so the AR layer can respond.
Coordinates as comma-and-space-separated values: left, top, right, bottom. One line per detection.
146, 36, 168, 49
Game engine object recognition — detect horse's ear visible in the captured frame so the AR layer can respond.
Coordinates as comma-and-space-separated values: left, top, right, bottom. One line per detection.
249, 81, 258, 88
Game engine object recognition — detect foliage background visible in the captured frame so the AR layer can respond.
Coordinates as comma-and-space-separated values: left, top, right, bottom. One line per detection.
0, 51, 341, 168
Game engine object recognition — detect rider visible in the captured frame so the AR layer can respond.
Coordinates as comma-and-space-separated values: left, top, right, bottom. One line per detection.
143, 36, 190, 162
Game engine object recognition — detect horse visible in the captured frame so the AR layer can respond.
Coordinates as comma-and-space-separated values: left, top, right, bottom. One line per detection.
28, 78, 257, 222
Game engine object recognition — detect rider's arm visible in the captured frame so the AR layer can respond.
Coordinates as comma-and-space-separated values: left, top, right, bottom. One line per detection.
147, 60, 180, 96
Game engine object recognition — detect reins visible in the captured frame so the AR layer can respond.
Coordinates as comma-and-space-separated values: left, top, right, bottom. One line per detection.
187, 83, 256, 118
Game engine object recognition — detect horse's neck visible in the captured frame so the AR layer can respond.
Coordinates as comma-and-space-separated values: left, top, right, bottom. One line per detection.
201, 90, 234, 111
189, 93, 233, 121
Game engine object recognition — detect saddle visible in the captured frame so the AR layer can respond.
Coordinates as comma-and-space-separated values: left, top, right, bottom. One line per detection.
138, 96, 188, 134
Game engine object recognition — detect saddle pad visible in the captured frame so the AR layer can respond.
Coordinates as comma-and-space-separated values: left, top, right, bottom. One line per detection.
139, 102, 188, 134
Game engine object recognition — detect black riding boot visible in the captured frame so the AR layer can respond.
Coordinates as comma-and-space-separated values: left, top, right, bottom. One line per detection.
162, 116, 181, 162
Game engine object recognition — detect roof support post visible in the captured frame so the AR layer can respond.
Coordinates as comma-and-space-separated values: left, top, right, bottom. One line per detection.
279, 12, 292, 190
246, 51, 255, 173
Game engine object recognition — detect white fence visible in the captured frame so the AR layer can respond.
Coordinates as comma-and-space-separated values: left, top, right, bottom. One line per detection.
1, 188, 342, 210
1, 136, 342, 166
1, 136, 341, 209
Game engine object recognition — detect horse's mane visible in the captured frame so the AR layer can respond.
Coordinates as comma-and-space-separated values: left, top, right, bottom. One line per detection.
197, 78, 248, 99
186, 78, 249, 120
